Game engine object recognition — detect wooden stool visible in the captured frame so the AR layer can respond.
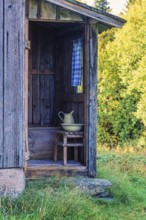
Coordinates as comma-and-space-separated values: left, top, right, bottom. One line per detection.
54, 130, 84, 165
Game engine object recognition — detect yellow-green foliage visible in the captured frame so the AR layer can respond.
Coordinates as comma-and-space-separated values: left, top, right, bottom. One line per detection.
98, 0, 146, 147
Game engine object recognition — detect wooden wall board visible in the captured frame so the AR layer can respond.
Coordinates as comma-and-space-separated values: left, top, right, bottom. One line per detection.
30, 23, 55, 70
32, 75, 40, 124
28, 0, 38, 19
26, 165, 87, 178
59, 7, 84, 21
28, 127, 74, 160
28, 23, 56, 125
28, 75, 33, 124
63, 94, 84, 103
30, 74, 55, 125
28, 0, 84, 22
3, 0, 25, 168
0, 0, 4, 167
41, 0, 56, 20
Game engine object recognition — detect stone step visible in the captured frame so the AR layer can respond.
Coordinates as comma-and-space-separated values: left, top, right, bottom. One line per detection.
65, 177, 112, 197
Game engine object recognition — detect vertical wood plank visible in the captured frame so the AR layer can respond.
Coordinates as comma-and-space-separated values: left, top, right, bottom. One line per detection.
41, 1, 56, 20
25, 18, 30, 163
63, 136, 67, 165
28, 0, 38, 19
28, 25, 33, 124
84, 23, 90, 167
40, 74, 45, 125
55, 35, 63, 125
88, 24, 97, 177
0, 0, 4, 167
32, 75, 40, 125
49, 74, 55, 125
40, 75, 50, 125
28, 74, 33, 124
3, 0, 25, 167
29, 23, 56, 126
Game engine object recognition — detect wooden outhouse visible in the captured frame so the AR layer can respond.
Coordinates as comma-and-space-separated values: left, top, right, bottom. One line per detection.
0, 0, 125, 194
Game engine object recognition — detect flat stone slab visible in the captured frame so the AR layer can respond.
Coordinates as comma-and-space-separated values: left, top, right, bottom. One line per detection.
65, 177, 112, 196
0, 169, 25, 197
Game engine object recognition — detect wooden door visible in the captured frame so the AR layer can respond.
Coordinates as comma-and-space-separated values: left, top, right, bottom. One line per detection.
0, 0, 26, 168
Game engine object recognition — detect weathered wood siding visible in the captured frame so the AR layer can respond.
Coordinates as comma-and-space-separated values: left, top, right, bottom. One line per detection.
28, 127, 58, 160
28, 23, 56, 125
0, 0, 25, 168
28, 0, 84, 21
28, 127, 74, 160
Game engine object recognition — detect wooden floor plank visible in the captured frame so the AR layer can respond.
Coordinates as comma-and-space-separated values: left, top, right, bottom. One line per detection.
26, 159, 87, 177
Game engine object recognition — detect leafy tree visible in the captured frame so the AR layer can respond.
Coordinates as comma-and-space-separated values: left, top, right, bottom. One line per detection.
98, 0, 146, 147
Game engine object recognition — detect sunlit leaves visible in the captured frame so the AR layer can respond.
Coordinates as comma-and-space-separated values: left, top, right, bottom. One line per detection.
98, 0, 146, 146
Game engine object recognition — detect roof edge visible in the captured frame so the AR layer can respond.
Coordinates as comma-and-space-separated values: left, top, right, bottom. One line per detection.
67, 0, 126, 24
45, 0, 126, 28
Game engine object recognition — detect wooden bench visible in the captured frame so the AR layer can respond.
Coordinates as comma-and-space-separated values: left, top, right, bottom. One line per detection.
54, 130, 84, 165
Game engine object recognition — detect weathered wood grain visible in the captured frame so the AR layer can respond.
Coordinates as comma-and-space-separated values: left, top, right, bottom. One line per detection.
29, 23, 56, 126
29, 0, 38, 19
28, 75, 33, 124
84, 23, 90, 169
0, 0, 4, 167
26, 164, 87, 178
63, 94, 84, 103
32, 75, 40, 124
31, 74, 55, 125
31, 23, 55, 70
41, 0, 56, 20
3, 0, 25, 168
28, 0, 83, 22
59, 7, 83, 21
88, 25, 97, 177
25, 18, 30, 164
30, 69, 55, 75
28, 127, 58, 160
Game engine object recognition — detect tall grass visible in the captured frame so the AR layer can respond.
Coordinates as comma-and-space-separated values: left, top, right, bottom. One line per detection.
0, 147, 146, 220
96, 147, 146, 220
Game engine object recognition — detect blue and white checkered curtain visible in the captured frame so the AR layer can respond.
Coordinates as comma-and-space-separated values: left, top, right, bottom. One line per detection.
71, 38, 83, 86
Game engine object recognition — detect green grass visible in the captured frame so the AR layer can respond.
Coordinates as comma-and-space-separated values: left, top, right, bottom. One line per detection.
1, 147, 146, 220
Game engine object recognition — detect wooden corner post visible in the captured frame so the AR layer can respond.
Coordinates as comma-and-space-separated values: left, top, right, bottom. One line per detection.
85, 23, 97, 177
0, 0, 4, 167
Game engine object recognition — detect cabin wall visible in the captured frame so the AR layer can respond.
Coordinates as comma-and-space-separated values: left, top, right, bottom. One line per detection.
0, 0, 26, 197
0, 0, 25, 168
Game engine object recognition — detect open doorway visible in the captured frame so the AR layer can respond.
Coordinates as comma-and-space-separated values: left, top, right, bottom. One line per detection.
26, 21, 86, 176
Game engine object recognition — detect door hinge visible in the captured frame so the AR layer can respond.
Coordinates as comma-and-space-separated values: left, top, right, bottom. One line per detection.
25, 39, 31, 50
